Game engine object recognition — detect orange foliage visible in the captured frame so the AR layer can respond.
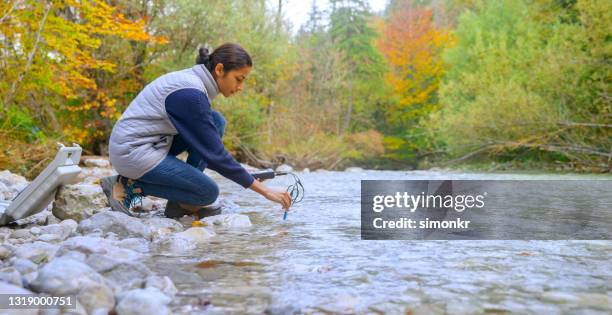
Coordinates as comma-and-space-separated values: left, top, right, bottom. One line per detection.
376, 1, 454, 125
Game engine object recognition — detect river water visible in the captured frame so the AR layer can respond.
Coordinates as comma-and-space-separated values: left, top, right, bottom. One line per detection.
146, 170, 611, 314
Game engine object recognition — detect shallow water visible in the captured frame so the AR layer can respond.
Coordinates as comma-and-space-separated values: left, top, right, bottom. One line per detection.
146, 170, 612, 314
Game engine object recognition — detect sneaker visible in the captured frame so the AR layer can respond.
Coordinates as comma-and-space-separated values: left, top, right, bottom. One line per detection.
100, 175, 140, 216
164, 200, 222, 219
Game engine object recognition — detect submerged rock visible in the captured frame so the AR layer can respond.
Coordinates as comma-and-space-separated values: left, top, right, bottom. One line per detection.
145, 275, 177, 298
115, 287, 172, 315
146, 216, 184, 241
53, 184, 108, 221
152, 227, 215, 254
78, 211, 151, 240
200, 214, 252, 228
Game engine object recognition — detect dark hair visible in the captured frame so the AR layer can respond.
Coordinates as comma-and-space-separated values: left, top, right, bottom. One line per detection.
196, 43, 253, 75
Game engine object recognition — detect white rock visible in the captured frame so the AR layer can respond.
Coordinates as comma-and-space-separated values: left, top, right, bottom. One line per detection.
0, 245, 12, 259
0, 281, 37, 315
29, 227, 41, 235
13, 241, 59, 263
0, 170, 27, 186
115, 238, 150, 253
37, 234, 62, 242
38, 219, 78, 241
152, 227, 215, 254
145, 275, 177, 298
200, 214, 252, 228
101, 261, 152, 290
11, 229, 33, 240
302, 168, 310, 173
143, 217, 183, 234
30, 257, 106, 295
176, 227, 216, 243
275, 164, 294, 172
0, 181, 9, 200
78, 211, 151, 240
77, 281, 115, 314
115, 287, 172, 315
53, 184, 108, 222
78, 167, 116, 184
10, 258, 37, 274
0, 267, 22, 286
83, 158, 110, 168
344, 167, 364, 172
60, 236, 112, 255
58, 250, 87, 262
60, 236, 143, 262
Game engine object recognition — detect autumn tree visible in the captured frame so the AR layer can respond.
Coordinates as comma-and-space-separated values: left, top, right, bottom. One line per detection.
376, 0, 452, 162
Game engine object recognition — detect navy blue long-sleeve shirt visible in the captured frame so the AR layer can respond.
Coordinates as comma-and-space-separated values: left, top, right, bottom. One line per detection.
165, 88, 255, 188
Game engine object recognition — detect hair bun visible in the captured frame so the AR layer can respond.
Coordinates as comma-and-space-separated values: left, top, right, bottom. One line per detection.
196, 47, 210, 65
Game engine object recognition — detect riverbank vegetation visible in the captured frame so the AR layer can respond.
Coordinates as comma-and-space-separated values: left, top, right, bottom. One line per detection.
1, 0, 609, 177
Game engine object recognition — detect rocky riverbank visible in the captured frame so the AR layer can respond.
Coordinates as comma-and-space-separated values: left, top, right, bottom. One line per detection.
0, 158, 254, 315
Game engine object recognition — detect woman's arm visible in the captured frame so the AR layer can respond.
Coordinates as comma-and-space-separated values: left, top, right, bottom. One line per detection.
249, 179, 292, 210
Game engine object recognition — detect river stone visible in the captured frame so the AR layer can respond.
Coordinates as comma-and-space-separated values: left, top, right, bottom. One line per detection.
200, 214, 252, 228
13, 241, 59, 263
35, 220, 78, 243
60, 235, 110, 254
11, 258, 37, 274
145, 275, 177, 298
53, 184, 108, 222
78, 211, 151, 240
116, 287, 172, 315
100, 261, 152, 290
275, 164, 294, 172
143, 217, 184, 240
77, 281, 115, 315
57, 250, 87, 263
83, 158, 110, 168
0, 245, 12, 259
60, 236, 142, 262
0, 267, 22, 286
344, 167, 364, 172
78, 167, 116, 184
11, 229, 33, 240
176, 227, 216, 242
30, 257, 106, 295
115, 238, 150, 253
37, 234, 62, 242
152, 227, 215, 254
0, 181, 9, 200
0, 170, 27, 186
0, 281, 38, 315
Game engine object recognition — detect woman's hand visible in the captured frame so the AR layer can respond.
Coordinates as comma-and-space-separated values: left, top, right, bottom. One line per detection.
249, 178, 292, 210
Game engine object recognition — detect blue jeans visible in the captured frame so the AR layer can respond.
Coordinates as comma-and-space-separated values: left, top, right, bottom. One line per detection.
132, 111, 226, 205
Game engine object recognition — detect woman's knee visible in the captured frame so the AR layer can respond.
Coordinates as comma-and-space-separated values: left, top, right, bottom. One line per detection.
194, 180, 219, 205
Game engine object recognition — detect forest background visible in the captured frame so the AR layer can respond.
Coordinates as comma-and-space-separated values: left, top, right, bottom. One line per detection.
0, 0, 610, 178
